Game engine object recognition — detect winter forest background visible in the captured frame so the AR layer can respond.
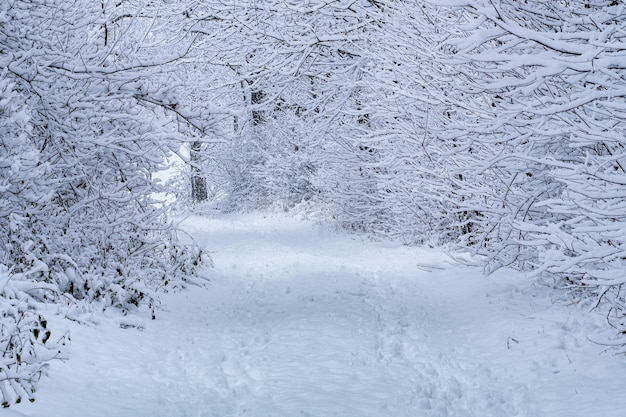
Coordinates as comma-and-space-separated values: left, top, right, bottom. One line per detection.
2, 0, 626, 407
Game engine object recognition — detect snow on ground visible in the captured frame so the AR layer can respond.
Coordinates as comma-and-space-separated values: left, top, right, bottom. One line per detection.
6, 212, 626, 417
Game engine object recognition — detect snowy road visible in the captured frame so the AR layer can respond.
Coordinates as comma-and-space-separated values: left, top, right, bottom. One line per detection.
8, 213, 626, 417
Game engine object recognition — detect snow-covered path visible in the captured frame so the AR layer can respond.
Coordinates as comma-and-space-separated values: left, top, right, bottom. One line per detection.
8, 213, 626, 417
178, 215, 527, 416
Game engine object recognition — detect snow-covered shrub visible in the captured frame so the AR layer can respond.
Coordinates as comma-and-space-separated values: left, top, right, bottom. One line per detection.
0, 265, 69, 407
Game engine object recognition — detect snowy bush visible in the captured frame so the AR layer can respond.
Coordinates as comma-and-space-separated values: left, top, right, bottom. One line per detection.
0, 265, 69, 407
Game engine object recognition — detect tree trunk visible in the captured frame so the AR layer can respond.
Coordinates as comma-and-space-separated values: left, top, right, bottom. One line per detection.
190, 141, 208, 203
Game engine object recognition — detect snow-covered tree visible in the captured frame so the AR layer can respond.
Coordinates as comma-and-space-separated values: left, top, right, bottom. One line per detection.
322, 1, 460, 243
0, 0, 205, 403
430, 0, 626, 345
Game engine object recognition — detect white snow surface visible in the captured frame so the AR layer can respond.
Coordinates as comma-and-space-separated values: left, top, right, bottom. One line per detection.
6, 212, 626, 417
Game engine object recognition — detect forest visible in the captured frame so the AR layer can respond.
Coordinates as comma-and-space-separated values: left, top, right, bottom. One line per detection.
2, 0, 626, 407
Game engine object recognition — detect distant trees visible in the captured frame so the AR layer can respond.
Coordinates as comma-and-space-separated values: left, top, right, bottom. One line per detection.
182, 0, 394, 211
194, 1, 457, 243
